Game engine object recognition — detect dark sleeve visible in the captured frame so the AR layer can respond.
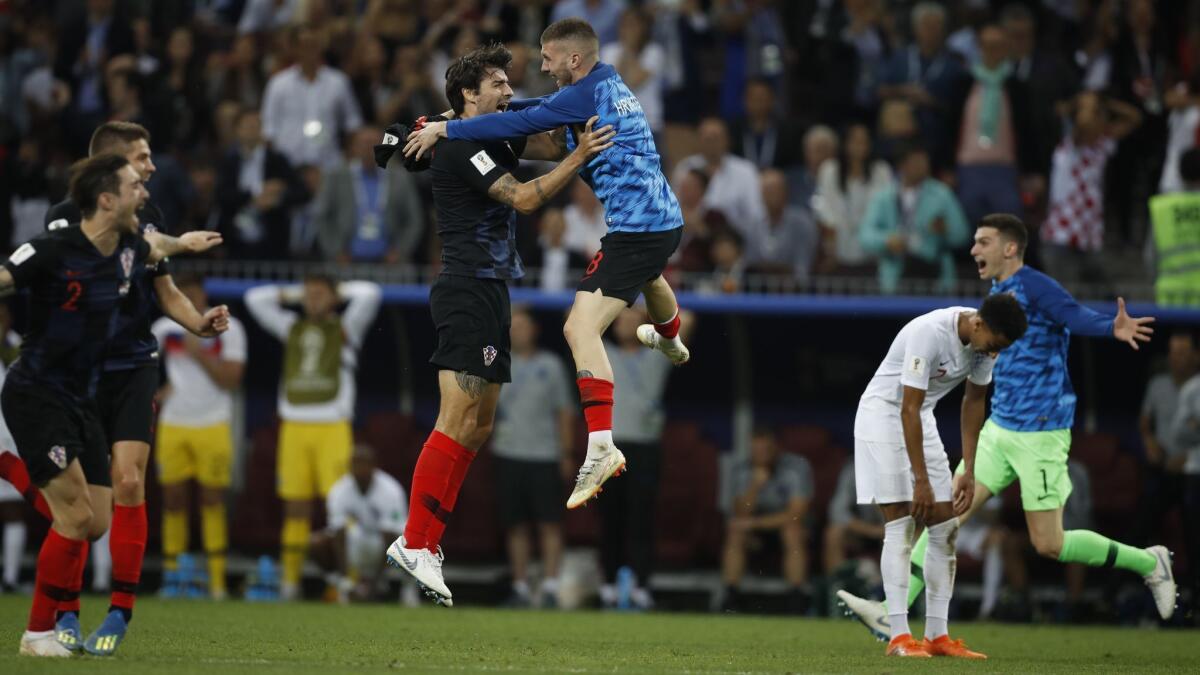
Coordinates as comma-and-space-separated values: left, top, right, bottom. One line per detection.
508, 136, 528, 158
437, 141, 512, 195
44, 200, 81, 230
4, 236, 54, 289
142, 209, 171, 278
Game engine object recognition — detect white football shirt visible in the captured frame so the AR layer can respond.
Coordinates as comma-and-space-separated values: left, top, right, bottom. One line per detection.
854, 307, 996, 442
152, 316, 248, 427
326, 469, 407, 535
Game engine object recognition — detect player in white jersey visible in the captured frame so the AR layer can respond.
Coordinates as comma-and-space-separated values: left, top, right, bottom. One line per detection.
854, 296, 1026, 659
151, 274, 247, 599
313, 444, 407, 603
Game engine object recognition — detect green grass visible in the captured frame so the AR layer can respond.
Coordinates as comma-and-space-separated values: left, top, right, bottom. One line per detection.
0, 595, 1195, 673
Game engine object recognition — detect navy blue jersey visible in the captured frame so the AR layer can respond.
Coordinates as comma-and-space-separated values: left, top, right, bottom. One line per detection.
429, 136, 527, 280
446, 62, 683, 234
45, 198, 167, 371
989, 266, 1114, 432
3, 227, 152, 402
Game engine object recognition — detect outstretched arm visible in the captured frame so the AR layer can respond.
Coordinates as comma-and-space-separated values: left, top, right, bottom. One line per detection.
1033, 278, 1153, 347
405, 90, 589, 160
144, 230, 223, 263
154, 275, 230, 338
487, 117, 614, 214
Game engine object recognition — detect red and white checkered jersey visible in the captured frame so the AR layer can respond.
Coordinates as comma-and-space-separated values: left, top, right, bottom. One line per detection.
1040, 135, 1116, 252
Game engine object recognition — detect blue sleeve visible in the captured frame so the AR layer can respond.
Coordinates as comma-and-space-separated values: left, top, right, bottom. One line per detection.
505, 95, 551, 111
1029, 274, 1114, 337
447, 88, 591, 141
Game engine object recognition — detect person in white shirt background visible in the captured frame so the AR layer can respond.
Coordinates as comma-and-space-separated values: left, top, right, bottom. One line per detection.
151, 274, 247, 599
0, 302, 25, 593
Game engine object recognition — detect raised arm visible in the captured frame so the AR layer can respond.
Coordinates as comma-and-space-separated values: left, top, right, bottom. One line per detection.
144, 230, 223, 264
487, 117, 614, 214
1033, 278, 1153, 347
243, 284, 297, 341
339, 281, 383, 347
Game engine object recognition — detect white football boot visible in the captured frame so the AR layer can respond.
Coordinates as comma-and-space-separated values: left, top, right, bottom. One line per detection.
566, 445, 626, 509
836, 590, 890, 642
386, 536, 453, 606
1143, 545, 1177, 620
636, 324, 690, 365
19, 630, 73, 657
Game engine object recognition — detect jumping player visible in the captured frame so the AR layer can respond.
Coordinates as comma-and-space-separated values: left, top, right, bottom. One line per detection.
384, 43, 614, 606
854, 294, 1026, 658
403, 18, 691, 511
839, 214, 1177, 638
1, 155, 222, 656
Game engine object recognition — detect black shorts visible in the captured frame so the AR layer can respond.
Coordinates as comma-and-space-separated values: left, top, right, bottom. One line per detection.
578, 228, 683, 305
496, 457, 563, 527
429, 274, 512, 383
96, 365, 159, 445
1, 381, 110, 487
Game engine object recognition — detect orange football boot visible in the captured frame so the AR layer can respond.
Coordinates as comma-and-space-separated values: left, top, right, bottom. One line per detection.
923, 635, 988, 659
885, 634, 932, 657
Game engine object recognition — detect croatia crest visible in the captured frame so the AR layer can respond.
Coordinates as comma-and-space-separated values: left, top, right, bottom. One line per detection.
120, 247, 135, 278
482, 345, 497, 367
48, 445, 67, 469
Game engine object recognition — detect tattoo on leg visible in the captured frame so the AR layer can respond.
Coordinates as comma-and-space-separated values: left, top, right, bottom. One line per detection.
576, 370, 594, 379
455, 371, 486, 399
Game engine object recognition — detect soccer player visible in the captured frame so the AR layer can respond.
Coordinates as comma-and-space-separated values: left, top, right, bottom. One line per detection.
853, 294, 1027, 658
151, 274, 247, 599
839, 213, 1178, 638
403, 19, 691, 511
384, 43, 615, 606
0, 155, 222, 656
244, 276, 382, 601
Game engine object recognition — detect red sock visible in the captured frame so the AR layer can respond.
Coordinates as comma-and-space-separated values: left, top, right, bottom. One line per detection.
110, 503, 147, 614
403, 432, 459, 550
0, 452, 52, 520
424, 437, 476, 552
29, 529, 85, 632
577, 377, 614, 434
57, 540, 88, 617
653, 311, 680, 339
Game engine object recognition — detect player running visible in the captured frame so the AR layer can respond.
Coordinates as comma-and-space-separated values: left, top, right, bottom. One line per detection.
403, 18, 691, 510
839, 213, 1177, 639
1, 155, 222, 656
383, 43, 615, 606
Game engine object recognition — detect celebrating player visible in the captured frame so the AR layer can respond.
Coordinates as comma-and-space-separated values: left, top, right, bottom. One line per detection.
839, 214, 1177, 639
1, 155, 222, 657
403, 19, 691, 511
853, 294, 1027, 658
383, 43, 614, 606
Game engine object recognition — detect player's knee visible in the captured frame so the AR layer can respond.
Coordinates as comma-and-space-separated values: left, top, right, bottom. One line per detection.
113, 473, 143, 503
1030, 533, 1061, 559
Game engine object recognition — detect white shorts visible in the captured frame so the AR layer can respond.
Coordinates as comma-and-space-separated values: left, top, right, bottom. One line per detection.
854, 437, 952, 505
345, 524, 384, 577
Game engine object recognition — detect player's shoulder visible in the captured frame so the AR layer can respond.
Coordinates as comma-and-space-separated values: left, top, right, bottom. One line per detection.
44, 198, 80, 231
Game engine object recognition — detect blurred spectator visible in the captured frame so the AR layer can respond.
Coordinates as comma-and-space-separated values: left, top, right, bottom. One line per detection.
504, 41, 555, 101
822, 461, 883, 575
1159, 75, 1200, 194
364, 0, 424, 49
813, 123, 893, 274
261, 24, 363, 170
1169, 348, 1200, 620
311, 444, 408, 604
208, 34, 266, 111
145, 152, 199, 235
1039, 92, 1141, 286
314, 125, 424, 264
491, 306, 575, 608
1150, 148, 1200, 306
597, 308, 692, 610
3, 138, 55, 249
720, 427, 813, 614
238, 0, 300, 35
673, 166, 730, 274
712, 0, 787, 120
346, 31, 391, 126
216, 107, 310, 258
793, 124, 839, 212
745, 169, 818, 286
842, 0, 889, 118
1075, 1, 1120, 92
859, 143, 969, 294
655, 0, 715, 125
159, 25, 209, 151
244, 278, 383, 600
54, 0, 136, 152
377, 45, 446, 129
0, 302, 23, 592
700, 228, 746, 295
12, 18, 70, 144
876, 2, 967, 172
600, 8, 665, 138
524, 209, 589, 292
551, 0, 624, 47
152, 275, 247, 600
105, 64, 159, 142
949, 23, 1035, 227
1136, 331, 1197, 548
562, 178, 606, 260
730, 78, 803, 171
677, 117, 766, 245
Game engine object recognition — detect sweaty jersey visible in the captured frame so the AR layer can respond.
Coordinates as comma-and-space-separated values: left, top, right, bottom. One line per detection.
3, 227, 151, 402
429, 135, 527, 280
45, 198, 168, 371
988, 266, 1113, 432
446, 62, 683, 234
855, 307, 996, 442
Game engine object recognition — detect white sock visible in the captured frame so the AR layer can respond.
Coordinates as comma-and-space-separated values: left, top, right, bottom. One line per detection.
3, 521, 25, 586
980, 538, 1002, 618
882, 515, 914, 640
587, 430, 613, 453
92, 528, 112, 591
540, 576, 559, 595
512, 578, 531, 597
923, 518, 959, 640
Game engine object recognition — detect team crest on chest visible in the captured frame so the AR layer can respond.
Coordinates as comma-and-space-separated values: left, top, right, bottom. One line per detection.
48, 445, 67, 469
119, 247, 135, 295
482, 345, 497, 367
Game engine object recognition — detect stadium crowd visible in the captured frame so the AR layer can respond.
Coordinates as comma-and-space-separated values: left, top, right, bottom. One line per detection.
0, 0, 1196, 630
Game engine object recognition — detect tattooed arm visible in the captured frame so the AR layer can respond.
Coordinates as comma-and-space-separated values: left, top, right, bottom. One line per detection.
488, 117, 615, 214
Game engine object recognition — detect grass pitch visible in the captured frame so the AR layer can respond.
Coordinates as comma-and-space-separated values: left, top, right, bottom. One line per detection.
0, 595, 1195, 673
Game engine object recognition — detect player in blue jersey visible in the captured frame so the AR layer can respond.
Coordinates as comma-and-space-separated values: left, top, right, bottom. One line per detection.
839, 213, 1178, 640
405, 18, 691, 511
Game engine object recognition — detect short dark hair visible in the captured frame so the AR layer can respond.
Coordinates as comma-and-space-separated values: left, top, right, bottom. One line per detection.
69, 154, 130, 218
979, 213, 1028, 257
895, 140, 928, 163
89, 121, 150, 156
443, 43, 512, 116
1180, 148, 1200, 185
303, 271, 337, 291
979, 293, 1028, 344
540, 17, 599, 52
